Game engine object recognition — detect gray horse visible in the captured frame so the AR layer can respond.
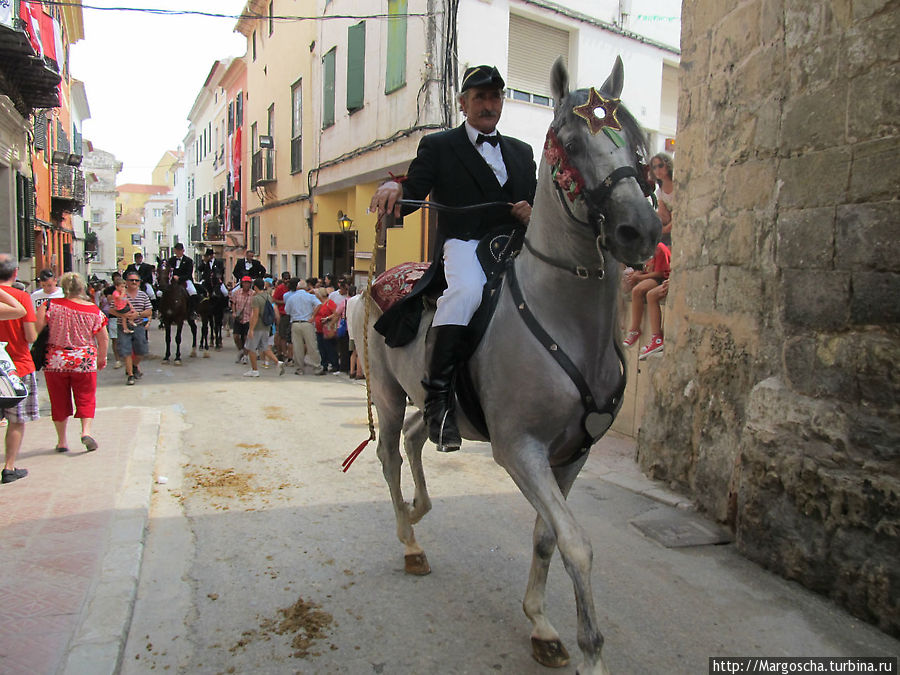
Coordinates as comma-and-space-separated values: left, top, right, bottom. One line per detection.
350, 58, 661, 674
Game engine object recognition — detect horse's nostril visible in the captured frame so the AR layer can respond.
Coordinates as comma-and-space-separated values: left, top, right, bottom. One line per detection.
616, 224, 640, 245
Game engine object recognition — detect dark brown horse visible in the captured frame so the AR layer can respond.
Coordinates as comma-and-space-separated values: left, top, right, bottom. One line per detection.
156, 261, 197, 364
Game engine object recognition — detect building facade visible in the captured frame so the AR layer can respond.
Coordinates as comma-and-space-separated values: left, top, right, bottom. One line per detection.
0, 1, 86, 284
235, 1, 317, 282
81, 144, 122, 279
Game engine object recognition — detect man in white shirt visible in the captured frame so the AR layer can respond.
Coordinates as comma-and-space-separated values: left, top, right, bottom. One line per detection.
31, 269, 64, 309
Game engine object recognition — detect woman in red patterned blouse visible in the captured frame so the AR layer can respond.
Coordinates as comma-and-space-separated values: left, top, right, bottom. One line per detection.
35, 272, 109, 453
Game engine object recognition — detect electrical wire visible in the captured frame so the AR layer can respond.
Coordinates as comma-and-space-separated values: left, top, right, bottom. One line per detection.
40, 1, 431, 21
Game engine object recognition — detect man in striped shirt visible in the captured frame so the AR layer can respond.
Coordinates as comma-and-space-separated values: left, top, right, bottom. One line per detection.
111, 272, 153, 385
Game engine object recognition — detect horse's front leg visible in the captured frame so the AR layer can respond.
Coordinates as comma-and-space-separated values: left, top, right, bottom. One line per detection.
163, 324, 172, 362
499, 444, 608, 675
522, 460, 585, 669
402, 410, 431, 525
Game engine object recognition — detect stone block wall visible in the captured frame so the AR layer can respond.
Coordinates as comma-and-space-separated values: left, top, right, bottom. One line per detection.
637, 0, 899, 635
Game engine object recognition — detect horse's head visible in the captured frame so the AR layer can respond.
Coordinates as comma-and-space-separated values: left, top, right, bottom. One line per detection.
544, 57, 661, 266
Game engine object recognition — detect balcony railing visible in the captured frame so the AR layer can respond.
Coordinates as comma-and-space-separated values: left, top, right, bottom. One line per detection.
251, 148, 275, 187
50, 165, 85, 205
0, 10, 62, 115
190, 220, 225, 243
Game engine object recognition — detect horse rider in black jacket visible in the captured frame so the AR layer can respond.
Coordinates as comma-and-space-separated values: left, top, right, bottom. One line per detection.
369, 64, 537, 452
232, 250, 266, 282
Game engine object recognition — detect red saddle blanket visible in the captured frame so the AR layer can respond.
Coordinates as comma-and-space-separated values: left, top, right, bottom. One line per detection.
371, 261, 431, 313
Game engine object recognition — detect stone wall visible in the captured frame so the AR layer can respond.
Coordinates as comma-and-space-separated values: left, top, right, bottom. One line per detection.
637, 0, 899, 636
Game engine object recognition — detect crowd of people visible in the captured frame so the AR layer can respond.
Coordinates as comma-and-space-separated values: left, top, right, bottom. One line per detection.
0, 258, 108, 485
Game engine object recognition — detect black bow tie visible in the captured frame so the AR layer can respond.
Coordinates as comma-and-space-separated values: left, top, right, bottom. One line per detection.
476, 133, 499, 147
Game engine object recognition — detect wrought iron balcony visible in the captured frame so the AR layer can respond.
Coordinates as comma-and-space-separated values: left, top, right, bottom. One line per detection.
0, 11, 61, 115
50, 165, 85, 206
251, 148, 276, 187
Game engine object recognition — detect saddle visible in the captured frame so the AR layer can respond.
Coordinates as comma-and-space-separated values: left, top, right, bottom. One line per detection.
371, 226, 526, 439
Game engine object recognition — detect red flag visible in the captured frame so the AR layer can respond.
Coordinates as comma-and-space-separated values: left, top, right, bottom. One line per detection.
19, 1, 42, 56
38, 4, 56, 62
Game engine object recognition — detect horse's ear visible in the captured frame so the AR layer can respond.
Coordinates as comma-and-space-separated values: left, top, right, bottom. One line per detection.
551, 57, 569, 106
601, 56, 625, 99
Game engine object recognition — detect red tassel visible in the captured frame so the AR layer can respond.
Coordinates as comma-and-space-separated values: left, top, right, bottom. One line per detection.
342, 437, 371, 472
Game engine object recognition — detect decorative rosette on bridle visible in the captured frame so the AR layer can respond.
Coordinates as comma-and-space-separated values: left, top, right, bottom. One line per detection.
544, 128, 586, 203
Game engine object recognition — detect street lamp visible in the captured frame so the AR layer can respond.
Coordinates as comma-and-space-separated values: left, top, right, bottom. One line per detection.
337, 210, 353, 233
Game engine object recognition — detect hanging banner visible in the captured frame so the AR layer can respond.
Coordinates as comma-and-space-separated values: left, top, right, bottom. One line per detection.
0, 2, 14, 29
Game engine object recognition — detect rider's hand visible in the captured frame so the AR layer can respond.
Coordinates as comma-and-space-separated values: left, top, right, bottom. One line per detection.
369, 181, 403, 218
510, 200, 532, 225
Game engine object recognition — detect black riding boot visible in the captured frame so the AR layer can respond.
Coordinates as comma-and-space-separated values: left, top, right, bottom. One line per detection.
422, 325, 467, 452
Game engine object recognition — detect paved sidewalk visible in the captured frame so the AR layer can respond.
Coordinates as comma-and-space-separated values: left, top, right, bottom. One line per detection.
0, 405, 160, 675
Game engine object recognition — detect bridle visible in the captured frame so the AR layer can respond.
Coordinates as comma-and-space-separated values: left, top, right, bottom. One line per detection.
523, 93, 653, 280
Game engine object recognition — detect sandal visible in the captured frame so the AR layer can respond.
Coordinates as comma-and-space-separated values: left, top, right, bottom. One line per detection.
622, 329, 641, 347
55, 446, 69, 453
81, 435, 98, 452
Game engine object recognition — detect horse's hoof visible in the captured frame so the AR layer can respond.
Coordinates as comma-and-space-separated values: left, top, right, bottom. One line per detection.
190, 350, 197, 358
161, 359, 170, 365
174, 359, 182, 366
531, 637, 570, 668
215, 345, 222, 351
203, 351, 210, 358
404, 552, 431, 576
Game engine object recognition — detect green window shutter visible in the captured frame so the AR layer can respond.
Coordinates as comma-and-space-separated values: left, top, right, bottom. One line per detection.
322, 48, 336, 128
347, 21, 365, 112
386, 0, 407, 93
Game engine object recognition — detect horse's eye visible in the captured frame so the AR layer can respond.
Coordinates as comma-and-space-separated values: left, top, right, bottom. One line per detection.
564, 141, 577, 153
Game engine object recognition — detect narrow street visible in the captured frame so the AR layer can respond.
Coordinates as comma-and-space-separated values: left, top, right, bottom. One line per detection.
91, 331, 897, 674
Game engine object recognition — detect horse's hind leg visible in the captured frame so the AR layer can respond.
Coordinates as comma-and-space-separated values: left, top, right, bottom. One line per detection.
523, 460, 585, 669
188, 318, 197, 357
174, 323, 183, 364
402, 410, 431, 525
501, 447, 608, 675
374, 381, 430, 576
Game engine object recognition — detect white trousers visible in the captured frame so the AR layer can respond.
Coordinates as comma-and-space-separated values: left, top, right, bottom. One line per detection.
433, 238, 487, 327
156, 280, 197, 297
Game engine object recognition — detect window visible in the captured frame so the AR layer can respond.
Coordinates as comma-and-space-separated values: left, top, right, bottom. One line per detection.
322, 48, 336, 128
507, 14, 569, 103
386, 0, 407, 93
236, 92, 244, 126
228, 102, 234, 135
291, 79, 302, 173
268, 1, 274, 35
249, 216, 260, 254
293, 254, 307, 278
267, 103, 275, 137
252, 31, 257, 61
347, 21, 365, 112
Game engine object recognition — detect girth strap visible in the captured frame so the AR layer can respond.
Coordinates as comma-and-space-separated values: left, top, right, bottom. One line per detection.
507, 260, 627, 467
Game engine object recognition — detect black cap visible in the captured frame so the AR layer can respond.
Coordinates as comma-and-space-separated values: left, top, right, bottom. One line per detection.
461, 65, 505, 92
205, 248, 214, 256
174, 242, 184, 251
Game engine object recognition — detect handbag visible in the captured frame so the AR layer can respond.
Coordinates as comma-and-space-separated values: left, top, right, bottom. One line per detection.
30, 299, 51, 371
336, 317, 348, 339
0, 341, 28, 409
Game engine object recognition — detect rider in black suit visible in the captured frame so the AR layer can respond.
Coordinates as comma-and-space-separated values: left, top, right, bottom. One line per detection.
370, 64, 537, 451
232, 250, 266, 282
166, 242, 195, 291
198, 248, 225, 288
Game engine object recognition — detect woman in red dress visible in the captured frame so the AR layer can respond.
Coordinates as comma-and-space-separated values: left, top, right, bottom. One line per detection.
35, 272, 109, 452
